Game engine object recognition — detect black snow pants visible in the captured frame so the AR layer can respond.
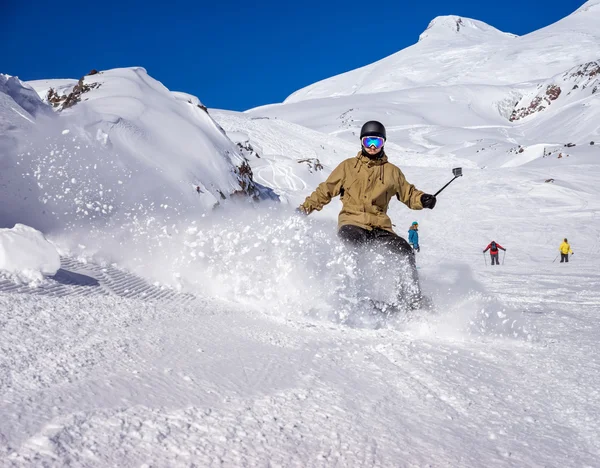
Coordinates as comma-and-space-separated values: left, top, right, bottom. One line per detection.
338, 224, 421, 302
560, 253, 569, 263
491, 253, 500, 265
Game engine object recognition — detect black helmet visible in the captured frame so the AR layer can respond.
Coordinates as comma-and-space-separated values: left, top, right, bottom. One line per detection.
360, 121, 386, 140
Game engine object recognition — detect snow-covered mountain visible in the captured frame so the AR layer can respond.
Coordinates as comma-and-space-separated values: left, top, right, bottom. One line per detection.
1, 69, 275, 230
1, 68, 280, 266
244, 2, 600, 175
28, 68, 274, 207
510, 60, 599, 121
285, 1, 600, 102
1, 2, 600, 466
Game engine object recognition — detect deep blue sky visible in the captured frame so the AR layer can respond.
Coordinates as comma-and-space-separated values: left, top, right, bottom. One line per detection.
1, 0, 586, 111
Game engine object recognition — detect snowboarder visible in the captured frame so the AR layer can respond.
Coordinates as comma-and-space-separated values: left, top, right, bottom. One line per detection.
297, 120, 437, 307
559, 238, 573, 263
408, 221, 420, 252
483, 241, 506, 265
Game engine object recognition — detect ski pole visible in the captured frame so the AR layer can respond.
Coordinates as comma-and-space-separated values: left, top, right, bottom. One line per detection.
552, 254, 558, 263
483, 252, 487, 266
503, 250, 506, 265
433, 167, 463, 197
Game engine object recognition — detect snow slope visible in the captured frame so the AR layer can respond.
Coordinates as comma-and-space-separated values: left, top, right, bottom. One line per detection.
285, 1, 600, 102
1, 234, 600, 465
0, 75, 59, 230
246, 0, 600, 170
26, 68, 270, 214
1, 2, 600, 466
3, 111, 599, 465
243, 1, 599, 174
2, 68, 277, 262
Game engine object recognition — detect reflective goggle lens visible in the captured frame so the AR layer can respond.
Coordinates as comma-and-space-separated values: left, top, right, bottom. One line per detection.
362, 136, 385, 149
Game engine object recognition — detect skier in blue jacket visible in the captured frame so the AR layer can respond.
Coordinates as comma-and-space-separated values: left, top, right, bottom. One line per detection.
408, 221, 420, 252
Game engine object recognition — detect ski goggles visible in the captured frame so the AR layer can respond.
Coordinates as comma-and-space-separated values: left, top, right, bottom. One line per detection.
361, 136, 385, 149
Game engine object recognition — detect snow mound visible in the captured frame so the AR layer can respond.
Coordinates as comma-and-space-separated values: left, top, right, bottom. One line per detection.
0, 74, 54, 120
0, 224, 60, 282
0, 67, 281, 238
27, 68, 268, 211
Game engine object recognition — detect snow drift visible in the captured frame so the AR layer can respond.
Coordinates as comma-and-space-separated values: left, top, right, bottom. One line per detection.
0, 224, 60, 281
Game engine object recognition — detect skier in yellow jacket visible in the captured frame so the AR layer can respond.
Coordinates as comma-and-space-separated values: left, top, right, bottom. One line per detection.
298, 121, 436, 307
559, 238, 573, 263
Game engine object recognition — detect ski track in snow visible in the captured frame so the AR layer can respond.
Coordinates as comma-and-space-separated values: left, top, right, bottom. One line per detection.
0, 257, 198, 304
255, 158, 308, 193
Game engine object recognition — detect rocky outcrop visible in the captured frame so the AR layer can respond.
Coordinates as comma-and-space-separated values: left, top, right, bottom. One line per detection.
231, 158, 278, 201
236, 140, 261, 159
47, 75, 101, 111
510, 85, 561, 121
509, 61, 599, 121
297, 158, 324, 173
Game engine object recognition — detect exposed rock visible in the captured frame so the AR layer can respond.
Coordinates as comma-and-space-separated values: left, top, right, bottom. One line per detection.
545, 178, 555, 183
46, 75, 101, 111
510, 85, 561, 121
509, 61, 599, 121
187, 98, 208, 113
232, 159, 266, 201
298, 158, 324, 173
546, 84, 561, 100
455, 17, 464, 32
236, 140, 261, 158
564, 142, 576, 147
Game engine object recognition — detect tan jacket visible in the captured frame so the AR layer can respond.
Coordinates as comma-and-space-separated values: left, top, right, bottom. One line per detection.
301, 151, 424, 232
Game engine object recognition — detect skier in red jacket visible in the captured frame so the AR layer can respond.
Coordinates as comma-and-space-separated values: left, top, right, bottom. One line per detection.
483, 241, 506, 265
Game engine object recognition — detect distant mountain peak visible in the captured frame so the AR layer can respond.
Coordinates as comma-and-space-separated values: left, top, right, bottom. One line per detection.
418, 15, 516, 43
575, 0, 600, 13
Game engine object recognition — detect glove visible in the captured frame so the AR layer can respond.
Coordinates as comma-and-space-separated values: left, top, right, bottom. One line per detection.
296, 205, 309, 215
420, 193, 437, 209
483, 250, 486, 253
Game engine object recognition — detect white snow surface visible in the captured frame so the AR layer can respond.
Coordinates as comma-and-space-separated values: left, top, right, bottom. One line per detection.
0, 224, 60, 281
1, 2, 600, 466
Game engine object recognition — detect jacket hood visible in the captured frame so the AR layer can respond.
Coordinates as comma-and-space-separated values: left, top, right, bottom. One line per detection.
355, 151, 388, 166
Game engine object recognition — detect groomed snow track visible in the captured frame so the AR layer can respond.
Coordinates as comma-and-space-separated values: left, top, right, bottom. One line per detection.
0, 257, 199, 304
